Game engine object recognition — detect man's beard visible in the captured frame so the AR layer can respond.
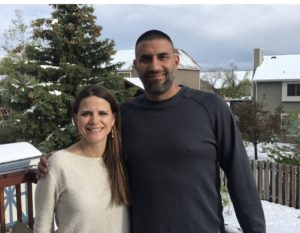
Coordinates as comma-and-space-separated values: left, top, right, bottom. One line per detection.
141, 73, 175, 96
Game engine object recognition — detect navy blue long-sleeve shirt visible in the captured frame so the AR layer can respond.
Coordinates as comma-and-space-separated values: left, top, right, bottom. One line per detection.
121, 86, 265, 233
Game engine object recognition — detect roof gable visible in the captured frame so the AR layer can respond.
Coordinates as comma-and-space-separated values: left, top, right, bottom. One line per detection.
111, 50, 135, 70
253, 54, 300, 82
124, 77, 144, 89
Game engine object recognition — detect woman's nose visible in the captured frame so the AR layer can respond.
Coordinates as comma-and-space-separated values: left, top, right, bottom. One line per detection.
90, 114, 100, 123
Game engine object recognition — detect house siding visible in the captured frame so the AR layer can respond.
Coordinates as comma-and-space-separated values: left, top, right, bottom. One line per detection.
283, 102, 300, 113
256, 82, 282, 112
176, 70, 200, 90
256, 82, 300, 113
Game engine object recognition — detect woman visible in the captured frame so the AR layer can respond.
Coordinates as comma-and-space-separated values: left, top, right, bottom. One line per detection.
34, 85, 130, 233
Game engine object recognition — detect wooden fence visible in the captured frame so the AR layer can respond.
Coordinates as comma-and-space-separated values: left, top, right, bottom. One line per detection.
220, 160, 300, 209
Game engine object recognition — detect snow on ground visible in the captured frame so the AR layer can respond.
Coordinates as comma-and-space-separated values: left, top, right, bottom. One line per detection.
222, 142, 300, 233
224, 200, 300, 233
244, 142, 269, 160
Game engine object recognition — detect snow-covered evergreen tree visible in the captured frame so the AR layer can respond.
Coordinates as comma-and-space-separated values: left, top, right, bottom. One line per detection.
0, 9, 36, 143
1, 4, 132, 152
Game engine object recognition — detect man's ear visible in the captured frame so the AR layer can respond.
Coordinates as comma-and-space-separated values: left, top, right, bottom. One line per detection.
175, 53, 180, 67
133, 59, 136, 69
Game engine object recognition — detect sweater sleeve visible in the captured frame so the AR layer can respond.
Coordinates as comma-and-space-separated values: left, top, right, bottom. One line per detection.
34, 170, 58, 233
207, 94, 266, 233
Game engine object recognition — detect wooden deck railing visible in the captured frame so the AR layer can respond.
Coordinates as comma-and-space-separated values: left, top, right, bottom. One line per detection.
1, 160, 299, 233
0, 168, 37, 233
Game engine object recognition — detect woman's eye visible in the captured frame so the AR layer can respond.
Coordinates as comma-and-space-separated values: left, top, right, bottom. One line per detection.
99, 111, 108, 116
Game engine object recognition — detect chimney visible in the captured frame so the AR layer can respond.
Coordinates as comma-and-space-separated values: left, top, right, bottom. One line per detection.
253, 48, 264, 75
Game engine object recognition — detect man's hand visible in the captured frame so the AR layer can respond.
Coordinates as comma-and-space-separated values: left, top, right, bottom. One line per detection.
36, 151, 55, 180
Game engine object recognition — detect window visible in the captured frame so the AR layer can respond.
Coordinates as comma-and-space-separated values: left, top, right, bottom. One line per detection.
287, 84, 300, 96
117, 72, 131, 78
282, 82, 300, 102
281, 113, 300, 136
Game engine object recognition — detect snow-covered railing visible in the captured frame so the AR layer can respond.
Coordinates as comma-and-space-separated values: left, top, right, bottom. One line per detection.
0, 168, 37, 233
220, 160, 300, 209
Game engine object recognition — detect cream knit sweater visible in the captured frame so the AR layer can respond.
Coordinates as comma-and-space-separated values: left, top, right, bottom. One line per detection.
34, 150, 129, 233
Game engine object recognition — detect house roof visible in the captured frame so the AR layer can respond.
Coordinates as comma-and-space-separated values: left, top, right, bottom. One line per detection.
124, 77, 144, 89
176, 49, 201, 70
201, 70, 252, 89
111, 49, 200, 71
111, 50, 135, 70
253, 54, 300, 82
0, 75, 7, 82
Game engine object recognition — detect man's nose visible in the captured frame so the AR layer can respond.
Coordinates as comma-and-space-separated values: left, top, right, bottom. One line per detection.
149, 57, 160, 70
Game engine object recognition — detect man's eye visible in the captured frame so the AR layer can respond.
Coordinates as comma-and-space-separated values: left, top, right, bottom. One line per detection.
140, 56, 151, 63
159, 55, 169, 60
81, 112, 90, 116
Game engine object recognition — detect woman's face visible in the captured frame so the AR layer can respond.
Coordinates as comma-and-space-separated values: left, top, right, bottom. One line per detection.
74, 96, 115, 146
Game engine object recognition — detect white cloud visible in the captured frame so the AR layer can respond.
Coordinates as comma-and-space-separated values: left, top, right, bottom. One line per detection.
1, 4, 300, 70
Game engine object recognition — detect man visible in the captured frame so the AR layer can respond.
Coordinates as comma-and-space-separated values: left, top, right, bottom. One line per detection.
38, 30, 266, 233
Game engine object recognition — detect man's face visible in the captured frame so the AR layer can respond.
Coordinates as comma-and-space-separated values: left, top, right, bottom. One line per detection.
134, 38, 179, 96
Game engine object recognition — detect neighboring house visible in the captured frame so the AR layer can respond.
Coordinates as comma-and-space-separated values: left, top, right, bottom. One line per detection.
252, 48, 300, 113
0, 75, 5, 82
111, 49, 201, 90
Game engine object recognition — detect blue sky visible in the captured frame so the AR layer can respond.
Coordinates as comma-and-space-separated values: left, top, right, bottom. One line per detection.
1, 3, 300, 70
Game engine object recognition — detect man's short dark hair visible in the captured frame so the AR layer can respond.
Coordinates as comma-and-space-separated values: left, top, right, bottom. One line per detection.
135, 29, 174, 48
